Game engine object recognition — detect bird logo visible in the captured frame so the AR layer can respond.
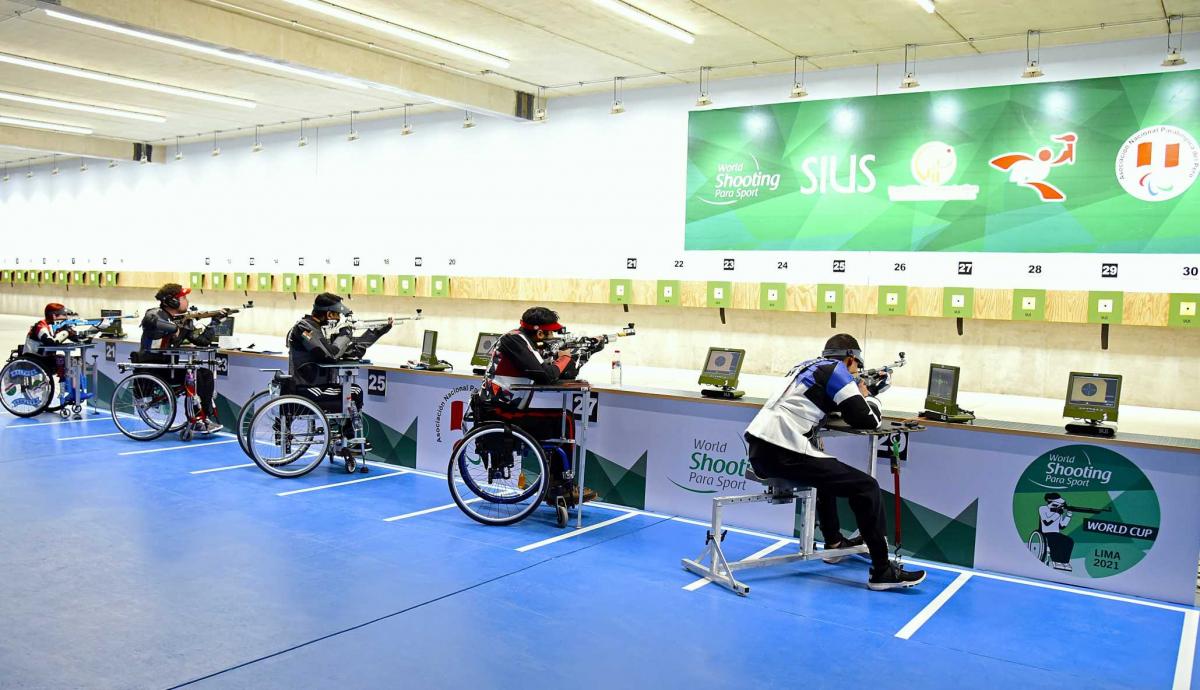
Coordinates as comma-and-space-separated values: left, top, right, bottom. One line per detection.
989, 133, 1077, 202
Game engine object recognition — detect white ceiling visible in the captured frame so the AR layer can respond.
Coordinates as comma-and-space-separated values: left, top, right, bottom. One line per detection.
0, 0, 1193, 165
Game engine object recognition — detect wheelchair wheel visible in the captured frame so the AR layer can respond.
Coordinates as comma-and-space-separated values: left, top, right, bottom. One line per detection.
111, 374, 176, 440
236, 390, 271, 459
1027, 531, 1047, 563
248, 395, 330, 478
0, 358, 55, 418
447, 423, 548, 526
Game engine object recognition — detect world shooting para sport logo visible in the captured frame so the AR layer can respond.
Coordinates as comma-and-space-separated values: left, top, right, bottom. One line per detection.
697, 153, 782, 206
668, 438, 750, 493
1115, 125, 1200, 202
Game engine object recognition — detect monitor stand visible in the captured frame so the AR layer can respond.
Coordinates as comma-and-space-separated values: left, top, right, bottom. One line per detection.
1065, 420, 1116, 438
919, 407, 975, 423
701, 385, 744, 400
472, 367, 487, 376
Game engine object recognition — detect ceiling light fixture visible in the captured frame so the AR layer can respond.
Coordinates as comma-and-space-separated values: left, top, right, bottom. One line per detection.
2, 164, 8, 182
50, 155, 59, 176
174, 136, 184, 161
610, 77, 625, 114
401, 105, 413, 135
79, 159, 88, 172
0, 90, 165, 123
252, 125, 264, 152
696, 66, 712, 107
0, 115, 92, 135
1022, 30, 1044, 78
276, 0, 510, 69
790, 56, 808, 98
914, 0, 936, 13
1164, 15, 1187, 67
211, 131, 221, 157
0, 52, 255, 108
347, 111, 359, 141
534, 87, 548, 122
900, 44, 920, 89
462, 110, 475, 129
26, 162, 33, 179
298, 118, 309, 147
45, 9, 368, 90
590, 0, 694, 44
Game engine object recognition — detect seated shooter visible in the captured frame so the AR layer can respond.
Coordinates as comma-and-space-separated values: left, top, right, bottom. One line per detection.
744, 333, 925, 591
479, 306, 600, 505
138, 284, 227, 433
22, 303, 86, 379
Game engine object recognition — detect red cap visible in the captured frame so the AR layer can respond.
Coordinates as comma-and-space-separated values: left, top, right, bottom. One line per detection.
178, 287, 191, 297
520, 320, 563, 332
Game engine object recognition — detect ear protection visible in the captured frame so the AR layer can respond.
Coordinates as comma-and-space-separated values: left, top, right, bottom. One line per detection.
822, 347, 864, 368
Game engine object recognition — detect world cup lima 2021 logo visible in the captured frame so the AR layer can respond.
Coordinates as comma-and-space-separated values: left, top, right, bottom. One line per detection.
1115, 125, 1200, 202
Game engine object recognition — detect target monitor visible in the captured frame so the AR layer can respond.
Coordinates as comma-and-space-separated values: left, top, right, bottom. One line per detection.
420, 329, 439, 366
926, 363, 960, 405
698, 347, 745, 388
471, 332, 501, 367
1063, 372, 1122, 422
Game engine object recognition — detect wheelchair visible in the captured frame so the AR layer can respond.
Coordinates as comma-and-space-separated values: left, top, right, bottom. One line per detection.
0, 343, 98, 419
244, 362, 370, 478
447, 389, 583, 528
109, 348, 219, 442
1027, 529, 1052, 565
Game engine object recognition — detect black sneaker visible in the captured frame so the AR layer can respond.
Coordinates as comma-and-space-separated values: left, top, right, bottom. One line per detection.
822, 535, 865, 564
868, 562, 926, 591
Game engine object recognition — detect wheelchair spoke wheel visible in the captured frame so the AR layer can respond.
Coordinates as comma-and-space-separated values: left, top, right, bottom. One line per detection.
0, 359, 54, 418
111, 374, 175, 440
237, 390, 270, 459
1027, 531, 1046, 562
448, 423, 548, 526
249, 395, 329, 478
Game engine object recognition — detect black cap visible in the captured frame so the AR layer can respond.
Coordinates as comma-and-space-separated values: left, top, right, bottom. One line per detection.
313, 292, 350, 315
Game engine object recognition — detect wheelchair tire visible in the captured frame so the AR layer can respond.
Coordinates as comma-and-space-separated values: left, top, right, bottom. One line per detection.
447, 422, 549, 526
111, 374, 176, 441
236, 390, 271, 459
248, 395, 330, 478
1027, 531, 1047, 563
0, 358, 55, 418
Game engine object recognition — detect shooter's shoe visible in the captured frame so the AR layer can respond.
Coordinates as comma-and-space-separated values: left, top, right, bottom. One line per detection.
822, 535, 866, 564
868, 562, 926, 591
199, 418, 223, 434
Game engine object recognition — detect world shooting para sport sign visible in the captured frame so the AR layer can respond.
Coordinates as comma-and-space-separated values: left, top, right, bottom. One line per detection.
685, 70, 1200, 253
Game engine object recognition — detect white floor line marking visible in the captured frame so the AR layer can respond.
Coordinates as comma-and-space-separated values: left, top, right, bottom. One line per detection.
118, 439, 236, 456
895, 572, 974, 640
1173, 609, 1198, 690
276, 469, 408, 496
2, 416, 111, 430
683, 539, 792, 591
515, 511, 640, 553
383, 499, 480, 522
190, 463, 255, 475
59, 431, 124, 441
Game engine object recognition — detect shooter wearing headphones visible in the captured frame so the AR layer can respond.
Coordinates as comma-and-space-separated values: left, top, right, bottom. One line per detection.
23, 302, 86, 378
139, 283, 227, 433
744, 333, 925, 590
286, 292, 391, 418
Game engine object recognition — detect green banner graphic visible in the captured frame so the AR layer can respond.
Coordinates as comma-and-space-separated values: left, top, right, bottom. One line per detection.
686, 71, 1200, 253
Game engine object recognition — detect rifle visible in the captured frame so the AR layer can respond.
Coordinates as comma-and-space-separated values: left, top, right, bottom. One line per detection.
545, 323, 636, 359
51, 313, 138, 334
859, 352, 906, 390
346, 308, 422, 330
173, 301, 254, 323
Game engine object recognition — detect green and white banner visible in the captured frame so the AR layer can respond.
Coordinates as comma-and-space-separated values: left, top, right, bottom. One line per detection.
687, 70, 1200, 253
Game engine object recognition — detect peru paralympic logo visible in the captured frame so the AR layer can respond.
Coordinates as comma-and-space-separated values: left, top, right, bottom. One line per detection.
1115, 125, 1200, 202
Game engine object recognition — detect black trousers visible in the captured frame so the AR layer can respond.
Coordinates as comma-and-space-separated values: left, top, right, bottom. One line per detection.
1044, 532, 1074, 564
746, 433, 890, 570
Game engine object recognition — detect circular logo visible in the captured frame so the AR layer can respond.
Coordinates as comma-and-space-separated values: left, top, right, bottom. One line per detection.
1012, 445, 1159, 578
911, 140, 957, 187
1115, 125, 1200, 202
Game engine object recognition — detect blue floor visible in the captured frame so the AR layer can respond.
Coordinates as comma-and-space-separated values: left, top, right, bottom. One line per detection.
0, 412, 1194, 689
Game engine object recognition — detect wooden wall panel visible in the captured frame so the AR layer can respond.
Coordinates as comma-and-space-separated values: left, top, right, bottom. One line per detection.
1045, 291, 1089, 323
907, 287, 942, 318
975, 288, 1013, 320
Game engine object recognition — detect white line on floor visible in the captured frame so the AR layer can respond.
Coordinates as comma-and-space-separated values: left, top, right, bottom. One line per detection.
59, 431, 124, 441
895, 572, 974, 640
683, 539, 792, 591
190, 463, 255, 474
515, 511, 640, 553
1173, 609, 1198, 690
383, 499, 480, 522
2, 416, 111, 430
118, 439, 236, 456
276, 469, 408, 496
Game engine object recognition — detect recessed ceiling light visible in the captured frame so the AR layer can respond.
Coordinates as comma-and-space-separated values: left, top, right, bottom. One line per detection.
0, 115, 92, 134
277, 0, 509, 69
45, 9, 368, 90
591, 0, 694, 44
0, 51, 256, 108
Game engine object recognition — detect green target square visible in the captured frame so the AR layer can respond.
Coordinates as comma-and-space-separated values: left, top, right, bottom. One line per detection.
707, 281, 733, 308
306, 274, 326, 293
760, 282, 787, 310
877, 285, 907, 316
32, 271, 44, 284
656, 280, 681, 306
1, 270, 10, 282
189, 273, 205, 290
942, 287, 974, 318
365, 275, 384, 295
102, 271, 117, 287
817, 284, 844, 313
54, 270, 68, 284
281, 273, 298, 292
1087, 291, 1123, 324
255, 273, 274, 291
1168, 293, 1200, 328
336, 274, 354, 293
609, 279, 633, 305
396, 275, 416, 296
430, 275, 450, 297
13, 271, 25, 284
85, 271, 99, 286
70, 271, 83, 284
209, 273, 227, 291
232, 273, 249, 290
1012, 289, 1046, 321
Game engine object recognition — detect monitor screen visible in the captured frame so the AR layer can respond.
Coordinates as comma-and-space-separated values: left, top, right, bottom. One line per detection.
98, 309, 124, 337
927, 363, 959, 403
471, 332, 500, 367
212, 317, 235, 338
698, 347, 745, 387
1064, 372, 1122, 422
421, 330, 437, 364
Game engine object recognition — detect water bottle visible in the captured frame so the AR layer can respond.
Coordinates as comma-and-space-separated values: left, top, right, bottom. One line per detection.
610, 349, 623, 386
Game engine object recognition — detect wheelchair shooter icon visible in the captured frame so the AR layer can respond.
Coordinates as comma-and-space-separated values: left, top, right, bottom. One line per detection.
1027, 493, 1104, 572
